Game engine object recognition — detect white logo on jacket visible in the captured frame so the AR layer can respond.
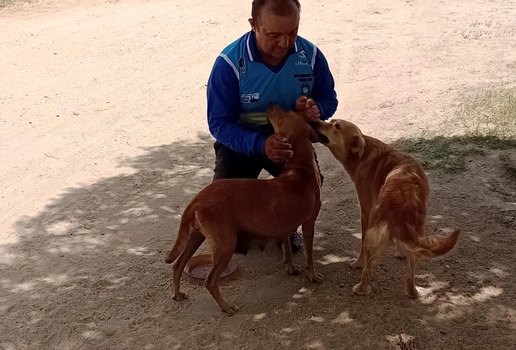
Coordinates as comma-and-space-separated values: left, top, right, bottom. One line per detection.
240, 93, 260, 103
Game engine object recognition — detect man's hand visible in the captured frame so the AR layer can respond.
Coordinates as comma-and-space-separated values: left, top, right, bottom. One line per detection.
265, 133, 293, 163
295, 96, 321, 122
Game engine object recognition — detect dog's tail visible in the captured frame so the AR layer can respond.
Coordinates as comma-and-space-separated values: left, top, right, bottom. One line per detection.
400, 229, 460, 257
164, 209, 196, 264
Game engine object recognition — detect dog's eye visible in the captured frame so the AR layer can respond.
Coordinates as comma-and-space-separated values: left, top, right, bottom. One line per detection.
334, 123, 341, 130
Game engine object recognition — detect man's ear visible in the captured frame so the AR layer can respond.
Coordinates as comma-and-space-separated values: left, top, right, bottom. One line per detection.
248, 18, 256, 31
348, 135, 365, 158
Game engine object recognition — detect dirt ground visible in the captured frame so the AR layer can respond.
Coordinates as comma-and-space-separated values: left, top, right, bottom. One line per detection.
1, 0, 515, 349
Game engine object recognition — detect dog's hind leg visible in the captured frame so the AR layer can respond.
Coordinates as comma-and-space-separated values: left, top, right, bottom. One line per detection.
353, 224, 389, 296
350, 209, 370, 269
165, 209, 197, 264
282, 236, 302, 275
404, 253, 419, 298
394, 240, 407, 259
171, 230, 205, 301
205, 235, 239, 315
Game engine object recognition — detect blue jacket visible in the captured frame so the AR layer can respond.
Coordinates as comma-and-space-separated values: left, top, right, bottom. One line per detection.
207, 31, 338, 156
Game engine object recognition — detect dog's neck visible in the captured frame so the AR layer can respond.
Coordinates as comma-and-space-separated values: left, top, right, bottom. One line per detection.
283, 137, 321, 186
345, 135, 405, 184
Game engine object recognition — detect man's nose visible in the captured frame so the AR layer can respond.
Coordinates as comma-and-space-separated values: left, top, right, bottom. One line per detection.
277, 35, 289, 48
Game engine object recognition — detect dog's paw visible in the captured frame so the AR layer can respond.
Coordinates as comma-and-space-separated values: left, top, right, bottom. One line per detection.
172, 292, 188, 301
352, 283, 371, 296
287, 264, 302, 275
349, 258, 364, 269
308, 271, 324, 284
394, 251, 406, 259
222, 304, 240, 316
405, 287, 419, 299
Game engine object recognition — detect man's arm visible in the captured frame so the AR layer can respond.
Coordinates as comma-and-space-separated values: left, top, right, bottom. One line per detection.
311, 49, 338, 120
207, 57, 267, 156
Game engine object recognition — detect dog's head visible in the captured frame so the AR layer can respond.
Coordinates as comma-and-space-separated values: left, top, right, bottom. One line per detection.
314, 119, 366, 161
266, 104, 319, 143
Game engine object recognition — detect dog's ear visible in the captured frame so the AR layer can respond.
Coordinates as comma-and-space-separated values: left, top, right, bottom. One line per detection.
348, 135, 365, 158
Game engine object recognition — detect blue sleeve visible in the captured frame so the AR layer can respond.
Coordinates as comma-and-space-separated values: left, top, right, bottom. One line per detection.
206, 57, 267, 156
311, 49, 338, 120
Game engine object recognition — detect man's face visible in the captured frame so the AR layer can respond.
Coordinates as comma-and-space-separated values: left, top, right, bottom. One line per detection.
250, 6, 299, 64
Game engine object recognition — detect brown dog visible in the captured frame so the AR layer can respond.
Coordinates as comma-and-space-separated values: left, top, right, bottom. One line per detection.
165, 105, 323, 314
315, 119, 459, 298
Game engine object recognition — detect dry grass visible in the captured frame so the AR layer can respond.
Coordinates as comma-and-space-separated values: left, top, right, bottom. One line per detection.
0, 0, 32, 9
456, 85, 516, 138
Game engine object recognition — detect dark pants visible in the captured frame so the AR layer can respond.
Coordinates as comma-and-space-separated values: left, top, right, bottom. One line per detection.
212, 142, 285, 181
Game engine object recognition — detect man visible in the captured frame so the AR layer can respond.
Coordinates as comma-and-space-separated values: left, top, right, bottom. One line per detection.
206, 0, 338, 252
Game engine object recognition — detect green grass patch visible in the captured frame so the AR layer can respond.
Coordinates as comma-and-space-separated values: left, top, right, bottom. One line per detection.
394, 85, 515, 174
394, 135, 515, 174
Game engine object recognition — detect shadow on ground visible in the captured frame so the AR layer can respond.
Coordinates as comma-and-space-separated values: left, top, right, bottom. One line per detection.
0, 133, 514, 349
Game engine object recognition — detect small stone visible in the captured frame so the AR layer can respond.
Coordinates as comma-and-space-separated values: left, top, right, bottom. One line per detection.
469, 236, 480, 242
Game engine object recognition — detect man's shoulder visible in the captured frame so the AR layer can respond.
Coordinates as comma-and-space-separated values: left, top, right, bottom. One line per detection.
296, 35, 317, 50
296, 35, 317, 49
221, 32, 250, 55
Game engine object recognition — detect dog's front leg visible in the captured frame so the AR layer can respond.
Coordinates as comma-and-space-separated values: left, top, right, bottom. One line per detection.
301, 220, 323, 283
282, 236, 302, 275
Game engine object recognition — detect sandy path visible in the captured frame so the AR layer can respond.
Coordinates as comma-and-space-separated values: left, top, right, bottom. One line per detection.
1, 1, 515, 349
1, 0, 514, 241
1, 0, 242, 245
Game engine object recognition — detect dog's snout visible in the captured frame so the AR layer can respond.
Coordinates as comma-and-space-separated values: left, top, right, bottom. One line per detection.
308, 120, 322, 130
317, 131, 329, 144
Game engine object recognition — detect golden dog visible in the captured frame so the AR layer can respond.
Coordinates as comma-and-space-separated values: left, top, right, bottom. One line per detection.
315, 119, 459, 298
165, 105, 323, 314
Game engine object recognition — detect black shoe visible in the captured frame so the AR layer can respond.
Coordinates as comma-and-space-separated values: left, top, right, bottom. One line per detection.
290, 232, 303, 254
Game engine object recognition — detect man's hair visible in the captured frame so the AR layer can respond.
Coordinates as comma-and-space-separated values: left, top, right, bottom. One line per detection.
251, 0, 301, 19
